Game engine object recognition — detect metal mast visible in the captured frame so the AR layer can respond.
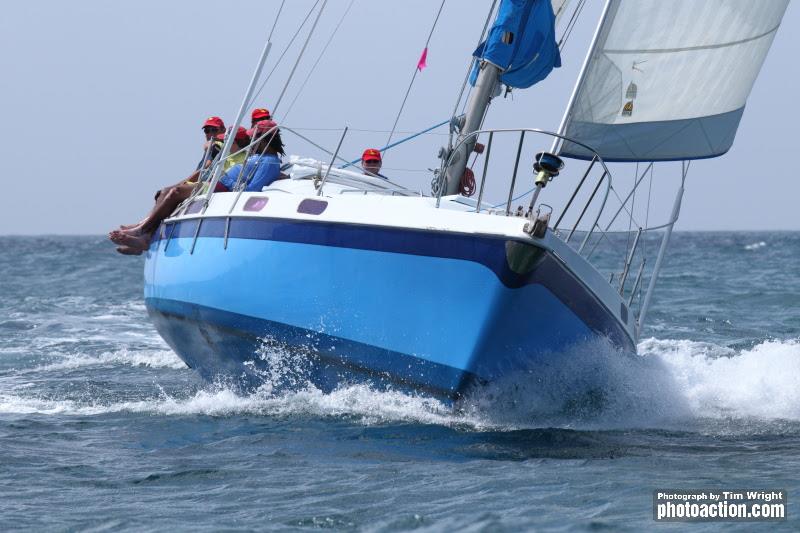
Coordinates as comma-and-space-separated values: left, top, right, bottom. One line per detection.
441, 62, 501, 196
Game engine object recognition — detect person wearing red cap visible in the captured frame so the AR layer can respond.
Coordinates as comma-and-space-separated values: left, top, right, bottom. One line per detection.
250, 108, 271, 127
215, 126, 251, 171
202, 116, 225, 141
198, 116, 226, 170
361, 148, 387, 179
109, 118, 250, 255
217, 120, 285, 193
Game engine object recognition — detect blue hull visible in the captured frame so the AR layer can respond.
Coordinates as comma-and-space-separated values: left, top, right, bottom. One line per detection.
145, 217, 634, 399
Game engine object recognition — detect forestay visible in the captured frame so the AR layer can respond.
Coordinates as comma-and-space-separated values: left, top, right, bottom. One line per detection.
558, 0, 789, 162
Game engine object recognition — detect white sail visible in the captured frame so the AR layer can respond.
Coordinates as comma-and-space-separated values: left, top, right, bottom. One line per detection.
559, 0, 789, 162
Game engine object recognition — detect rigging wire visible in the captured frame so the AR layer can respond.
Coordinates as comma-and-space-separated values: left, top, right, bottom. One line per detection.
385, 0, 448, 146
281, 0, 356, 122
248, 0, 322, 108
557, 0, 587, 53
283, 126, 448, 136
624, 161, 638, 264
272, 0, 329, 115
644, 163, 654, 259
267, 0, 287, 42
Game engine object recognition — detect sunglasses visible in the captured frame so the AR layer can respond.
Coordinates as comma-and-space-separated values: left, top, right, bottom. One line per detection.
203, 127, 221, 133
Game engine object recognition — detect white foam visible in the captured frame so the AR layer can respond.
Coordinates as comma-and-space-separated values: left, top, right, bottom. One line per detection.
0, 384, 489, 429
640, 337, 800, 420
3, 336, 799, 433
744, 241, 767, 250
35, 348, 186, 371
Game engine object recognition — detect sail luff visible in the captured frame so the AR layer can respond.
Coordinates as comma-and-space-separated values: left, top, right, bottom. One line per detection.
551, 0, 613, 153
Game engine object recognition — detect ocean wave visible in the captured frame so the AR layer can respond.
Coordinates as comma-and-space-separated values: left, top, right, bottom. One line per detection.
3, 338, 799, 434
0, 384, 487, 429
640, 337, 800, 421
744, 241, 767, 250
34, 348, 186, 371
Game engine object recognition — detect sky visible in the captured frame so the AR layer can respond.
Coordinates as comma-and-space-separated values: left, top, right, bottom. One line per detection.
0, 0, 797, 234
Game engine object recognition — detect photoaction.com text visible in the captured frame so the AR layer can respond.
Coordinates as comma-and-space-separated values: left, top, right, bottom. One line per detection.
653, 490, 786, 522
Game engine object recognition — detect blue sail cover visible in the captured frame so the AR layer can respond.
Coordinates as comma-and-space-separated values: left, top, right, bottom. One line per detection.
470, 0, 561, 89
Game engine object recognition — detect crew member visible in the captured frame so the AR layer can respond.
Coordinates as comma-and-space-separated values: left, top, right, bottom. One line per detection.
218, 120, 285, 192
251, 108, 271, 127
361, 148, 387, 179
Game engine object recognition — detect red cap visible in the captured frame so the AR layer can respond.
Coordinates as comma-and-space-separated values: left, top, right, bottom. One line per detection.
251, 108, 271, 121
202, 116, 225, 130
362, 148, 382, 162
213, 127, 250, 145
247, 119, 278, 138
234, 126, 250, 144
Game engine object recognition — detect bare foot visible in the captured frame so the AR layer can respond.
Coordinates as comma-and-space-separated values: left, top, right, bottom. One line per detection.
116, 246, 143, 256
110, 230, 151, 250
109, 230, 130, 245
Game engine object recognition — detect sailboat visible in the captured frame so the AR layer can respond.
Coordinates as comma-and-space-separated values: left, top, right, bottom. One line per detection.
143, 0, 790, 399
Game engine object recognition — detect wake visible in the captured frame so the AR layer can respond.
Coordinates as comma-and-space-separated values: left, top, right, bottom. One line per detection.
1, 337, 799, 434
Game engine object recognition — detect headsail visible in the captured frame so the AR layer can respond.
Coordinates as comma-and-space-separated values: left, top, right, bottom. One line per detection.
558, 0, 790, 162
469, 0, 561, 89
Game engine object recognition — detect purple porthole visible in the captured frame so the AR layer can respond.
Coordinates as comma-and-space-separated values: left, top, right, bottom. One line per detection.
297, 199, 328, 215
243, 196, 269, 212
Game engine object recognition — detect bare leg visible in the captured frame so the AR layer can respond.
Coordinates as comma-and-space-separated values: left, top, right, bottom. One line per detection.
120, 183, 195, 236
119, 185, 177, 229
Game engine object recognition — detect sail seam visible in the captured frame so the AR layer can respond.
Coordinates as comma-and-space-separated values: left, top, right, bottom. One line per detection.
602, 23, 781, 55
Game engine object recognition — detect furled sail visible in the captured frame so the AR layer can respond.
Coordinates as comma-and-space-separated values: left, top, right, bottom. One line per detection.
470, 0, 561, 89
558, 0, 789, 162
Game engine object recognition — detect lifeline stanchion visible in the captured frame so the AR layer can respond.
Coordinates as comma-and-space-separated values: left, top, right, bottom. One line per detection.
317, 127, 348, 196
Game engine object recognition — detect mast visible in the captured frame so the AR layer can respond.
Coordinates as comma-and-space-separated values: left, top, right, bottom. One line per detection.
438, 0, 565, 197
442, 62, 502, 195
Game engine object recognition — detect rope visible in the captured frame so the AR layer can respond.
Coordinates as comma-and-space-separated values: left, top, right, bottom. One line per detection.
385, 0, 447, 146
281, 0, 356, 122
272, 0, 329, 115
249, 0, 322, 108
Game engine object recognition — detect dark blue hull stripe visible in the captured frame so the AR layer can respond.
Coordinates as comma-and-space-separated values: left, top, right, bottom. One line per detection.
153, 217, 634, 351
154, 217, 535, 288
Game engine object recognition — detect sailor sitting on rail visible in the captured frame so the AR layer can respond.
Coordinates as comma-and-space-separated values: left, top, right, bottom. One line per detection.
108, 119, 253, 255
250, 107, 271, 127
361, 148, 387, 179
216, 120, 284, 192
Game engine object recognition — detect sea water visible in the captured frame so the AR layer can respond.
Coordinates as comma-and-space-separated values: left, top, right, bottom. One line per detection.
0, 233, 798, 531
